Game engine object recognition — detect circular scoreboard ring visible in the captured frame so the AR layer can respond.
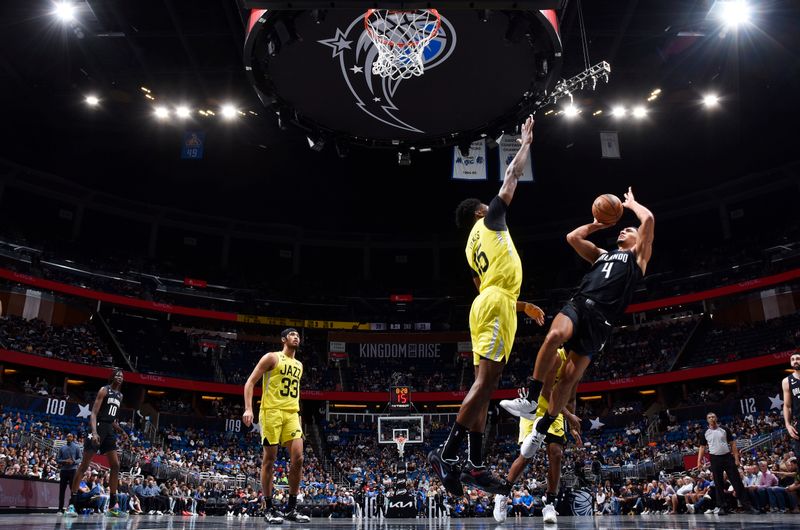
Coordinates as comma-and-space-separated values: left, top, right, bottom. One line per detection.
244, 7, 562, 151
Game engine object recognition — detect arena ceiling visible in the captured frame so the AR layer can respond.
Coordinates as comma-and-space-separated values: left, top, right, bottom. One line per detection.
0, 0, 798, 236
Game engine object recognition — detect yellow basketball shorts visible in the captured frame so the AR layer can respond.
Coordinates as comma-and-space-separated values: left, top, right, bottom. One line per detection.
259, 408, 303, 447
518, 413, 566, 445
470, 287, 517, 365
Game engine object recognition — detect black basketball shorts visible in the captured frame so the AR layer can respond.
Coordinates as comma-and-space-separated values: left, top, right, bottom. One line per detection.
560, 297, 613, 359
84, 422, 117, 454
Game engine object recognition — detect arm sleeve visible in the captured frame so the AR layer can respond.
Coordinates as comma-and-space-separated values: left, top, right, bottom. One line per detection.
484, 196, 508, 231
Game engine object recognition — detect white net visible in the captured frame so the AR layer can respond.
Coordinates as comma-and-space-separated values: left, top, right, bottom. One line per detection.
394, 435, 407, 458
364, 9, 441, 80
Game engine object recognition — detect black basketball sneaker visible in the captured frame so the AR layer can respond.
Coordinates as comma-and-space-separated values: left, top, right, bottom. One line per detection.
459, 461, 511, 496
427, 446, 464, 496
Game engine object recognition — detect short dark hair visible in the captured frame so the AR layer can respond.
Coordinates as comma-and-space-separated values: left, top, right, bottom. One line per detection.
281, 328, 298, 339
455, 198, 482, 229
109, 367, 123, 382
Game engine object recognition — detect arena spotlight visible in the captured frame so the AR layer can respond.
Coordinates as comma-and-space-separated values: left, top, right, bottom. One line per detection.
53, 1, 76, 23
306, 135, 326, 152
563, 104, 580, 119
632, 106, 647, 119
611, 106, 627, 118
175, 106, 191, 119
84, 95, 99, 107
718, 0, 751, 28
703, 93, 720, 107
220, 104, 238, 120
153, 106, 170, 120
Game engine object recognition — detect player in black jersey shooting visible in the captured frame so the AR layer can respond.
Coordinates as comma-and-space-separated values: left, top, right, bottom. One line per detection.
782, 352, 800, 455
71, 367, 128, 517
503, 187, 654, 455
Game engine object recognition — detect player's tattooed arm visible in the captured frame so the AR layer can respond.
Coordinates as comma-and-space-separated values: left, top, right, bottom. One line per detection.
498, 116, 534, 206
622, 186, 654, 274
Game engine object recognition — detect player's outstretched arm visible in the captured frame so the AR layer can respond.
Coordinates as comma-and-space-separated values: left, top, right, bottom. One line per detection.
242, 352, 278, 427
566, 221, 611, 264
498, 116, 534, 206
622, 186, 654, 274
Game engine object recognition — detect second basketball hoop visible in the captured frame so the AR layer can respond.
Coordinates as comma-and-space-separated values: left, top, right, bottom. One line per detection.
364, 9, 441, 80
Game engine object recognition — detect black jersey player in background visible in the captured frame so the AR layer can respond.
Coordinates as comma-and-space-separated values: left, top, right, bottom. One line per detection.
71, 367, 128, 516
504, 187, 654, 455
782, 351, 800, 454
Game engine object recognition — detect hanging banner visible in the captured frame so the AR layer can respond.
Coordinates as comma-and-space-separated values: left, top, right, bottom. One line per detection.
181, 131, 205, 160
452, 140, 488, 180
600, 131, 621, 159
498, 135, 534, 182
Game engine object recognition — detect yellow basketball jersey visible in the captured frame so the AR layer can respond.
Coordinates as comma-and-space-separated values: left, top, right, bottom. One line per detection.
465, 218, 522, 298
261, 352, 303, 413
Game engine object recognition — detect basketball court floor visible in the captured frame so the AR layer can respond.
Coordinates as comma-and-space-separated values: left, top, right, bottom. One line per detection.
3, 514, 800, 530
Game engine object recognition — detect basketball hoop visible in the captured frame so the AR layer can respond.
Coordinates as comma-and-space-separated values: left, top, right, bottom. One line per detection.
394, 435, 407, 458
364, 9, 441, 80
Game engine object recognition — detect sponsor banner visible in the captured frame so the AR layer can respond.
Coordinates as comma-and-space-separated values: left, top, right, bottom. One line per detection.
1, 266, 796, 328
0, 476, 60, 509
354, 342, 451, 360
625, 267, 800, 313
498, 135, 534, 182
184, 277, 208, 288
390, 294, 413, 303
329, 341, 346, 352
0, 348, 795, 401
452, 140, 488, 180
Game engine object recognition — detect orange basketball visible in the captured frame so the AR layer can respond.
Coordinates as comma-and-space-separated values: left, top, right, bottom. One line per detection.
592, 194, 623, 225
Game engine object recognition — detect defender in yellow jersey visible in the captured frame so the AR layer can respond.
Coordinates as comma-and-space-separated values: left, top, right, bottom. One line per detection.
242, 328, 310, 524
429, 116, 545, 498
494, 348, 582, 525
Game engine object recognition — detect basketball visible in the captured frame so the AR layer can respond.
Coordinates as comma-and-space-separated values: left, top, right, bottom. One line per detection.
592, 194, 623, 225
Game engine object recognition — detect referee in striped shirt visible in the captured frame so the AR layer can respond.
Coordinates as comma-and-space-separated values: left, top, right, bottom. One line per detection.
695, 412, 759, 515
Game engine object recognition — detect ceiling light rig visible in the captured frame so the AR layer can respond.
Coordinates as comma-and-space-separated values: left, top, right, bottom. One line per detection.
53, 1, 77, 23
703, 93, 721, 107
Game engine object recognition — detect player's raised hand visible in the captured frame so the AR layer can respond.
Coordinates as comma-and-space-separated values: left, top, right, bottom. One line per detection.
517, 115, 534, 146
592, 218, 615, 230
622, 186, 636, 209
523, 302, 545, 326
242, 409, 254, 427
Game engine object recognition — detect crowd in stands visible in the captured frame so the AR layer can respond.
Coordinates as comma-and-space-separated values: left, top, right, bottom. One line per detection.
0, 315, 112, 368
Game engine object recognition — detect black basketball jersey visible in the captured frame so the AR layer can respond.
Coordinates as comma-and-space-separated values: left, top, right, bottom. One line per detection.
97, 385, 123, 423
575, 249, 643, 318
788, 375, 800, 420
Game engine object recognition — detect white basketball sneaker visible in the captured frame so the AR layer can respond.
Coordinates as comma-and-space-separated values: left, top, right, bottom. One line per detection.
520, 417, 547, 458
542, 503, 558, 524
499, 397, 537, 420
493, 494, 508, 523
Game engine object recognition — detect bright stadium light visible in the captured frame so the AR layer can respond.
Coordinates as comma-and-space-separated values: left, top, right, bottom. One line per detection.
719, 0, 751, 28
154, 106, 170, 120
632, 106, 647, 119
84, 95, 99, 107
703, 93, 720, 107
220, 104, 237, 120
563, 104, 580, 119
175, 106, 191, 119
611, 106, 627, 118
53, 2, 76, 23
